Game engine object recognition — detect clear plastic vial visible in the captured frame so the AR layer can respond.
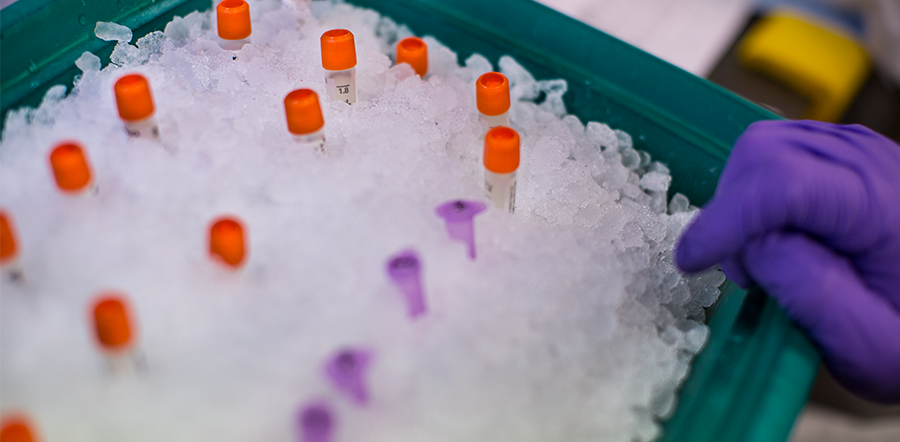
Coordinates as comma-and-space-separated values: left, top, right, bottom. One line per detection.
476, 72, 511, 133
114, 74, 160, 139
321, 29, 358, 104
483, 126, 520, 213
91, 294, 146, 376
284, 89, 327, 154
0, 211, 25, 283
216, 0, 251, 52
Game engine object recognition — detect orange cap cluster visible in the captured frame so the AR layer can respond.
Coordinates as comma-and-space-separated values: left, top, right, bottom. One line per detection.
0, 415, 37, 442
92, 295, 134, 351
210, 217, 246, 267
49, 142, 92, 192
396, 37, 428, 77
320, 29, 357, 71
217, 0, 252, 41
484, 126, 520, 174
115, 74, 155, 122
0, 211, 17, 264
476, 72, 510, 117
284, 89, 325, 135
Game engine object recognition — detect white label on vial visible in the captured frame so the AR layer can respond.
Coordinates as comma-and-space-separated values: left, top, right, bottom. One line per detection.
324, 68, 357, 104
480, 112, 510, 134
124, 116, 160, 140
485, 170, 517, 213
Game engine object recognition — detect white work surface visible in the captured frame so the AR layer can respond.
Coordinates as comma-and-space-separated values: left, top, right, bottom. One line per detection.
534, 0, 754, 77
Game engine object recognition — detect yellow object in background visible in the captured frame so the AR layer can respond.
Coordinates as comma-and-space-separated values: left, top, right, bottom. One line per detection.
738, 11, 870, 122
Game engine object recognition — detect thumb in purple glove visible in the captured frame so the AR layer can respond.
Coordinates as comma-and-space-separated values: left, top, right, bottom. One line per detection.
675, 120, 900, 403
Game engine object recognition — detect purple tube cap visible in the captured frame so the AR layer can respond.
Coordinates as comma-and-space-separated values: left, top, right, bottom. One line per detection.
435, 199, 487, 223
324, 347, 373, 405
297, 401, 335, 442
386, 249, 426, 318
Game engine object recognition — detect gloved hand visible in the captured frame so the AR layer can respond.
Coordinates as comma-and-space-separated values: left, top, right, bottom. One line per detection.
675, 120, 900, 404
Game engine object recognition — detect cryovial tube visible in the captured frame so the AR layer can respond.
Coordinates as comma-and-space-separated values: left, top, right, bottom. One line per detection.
395, 37, 428, 77
0, 414, 40, 442
209, 216, 246, 268
49, 142, 95, 194
386, 249, 426, 318
1, 211, 25, 282
435, 200, 487, 260
216, 0, 251, 51
320, 29, 358, 104
324, 348, 373, 405
476, 72, 510, 132
483, 126, 520, 213
91, 294, 145, 375
114, 74, 160, 139
284, 89, 326, 154
297, 402, 335, 442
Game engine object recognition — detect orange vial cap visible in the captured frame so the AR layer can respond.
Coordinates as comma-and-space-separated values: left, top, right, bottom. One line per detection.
217, 0, 251, 41
396, 37, 428, 77
321, 29, 357, 71
209, 217, 246, 267
476, 72, 510, 117
49, 142, 92, 192
484, 126, 520, 174
115, 74, 155, 122
0, 415, 37, 442
92, 295, 134, 350
0, 211, 17, 264
284, 89, 325, 135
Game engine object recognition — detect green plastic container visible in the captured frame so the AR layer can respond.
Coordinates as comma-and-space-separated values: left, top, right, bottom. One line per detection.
0, 0, 820, 440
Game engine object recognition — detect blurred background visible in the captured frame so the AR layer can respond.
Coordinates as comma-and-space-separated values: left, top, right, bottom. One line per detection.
535, 0, 900, 440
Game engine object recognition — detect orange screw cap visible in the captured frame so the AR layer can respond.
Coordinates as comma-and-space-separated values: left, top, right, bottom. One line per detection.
0, 211, 17, 264
217, 0, 251, 41
321, 29, 357, 71
0, 415, 37, 442
484, 126, 520, 174
92, 295, 134, 351
284, 89, 325, 135
476, 72, 510, 117
49, 142, 92, 192
115, 74, 155, 122
210, 217, 246, 267
396, 37, 428, 77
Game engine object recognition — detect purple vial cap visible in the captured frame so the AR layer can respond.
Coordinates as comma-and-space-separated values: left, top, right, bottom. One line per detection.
435, 199, 487, 223
387, 249, 420, 280
325, 348, 373, 405
297, 401, 335, 442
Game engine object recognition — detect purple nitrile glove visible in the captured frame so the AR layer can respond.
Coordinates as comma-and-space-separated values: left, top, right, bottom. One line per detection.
387, 249, 426, 318
675, 120, 900, 404
296, 401, 335, 442
436, 199, 487, 260
324, 347, 373, 405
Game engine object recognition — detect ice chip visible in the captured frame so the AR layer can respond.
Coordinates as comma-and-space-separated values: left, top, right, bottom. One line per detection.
639, 171, 671, 192
136, 31, 166, 55
586, 121, 618, 150
615, 129, 633, 151
668, 193, 690, 214
95, 21, 133, 43
75, 51, 101, 73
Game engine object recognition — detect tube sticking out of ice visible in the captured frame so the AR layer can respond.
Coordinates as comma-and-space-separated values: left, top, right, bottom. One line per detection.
296, 402, 335, 442
386, 249, 426, 318
435, 199, 487, 260
324, 348, 372, 405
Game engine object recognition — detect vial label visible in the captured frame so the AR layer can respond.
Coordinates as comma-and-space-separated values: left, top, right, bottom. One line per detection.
124, 116, 160, 140
484, 170, 516, 213
324, 68, 357, 104
479, 112, 510, 134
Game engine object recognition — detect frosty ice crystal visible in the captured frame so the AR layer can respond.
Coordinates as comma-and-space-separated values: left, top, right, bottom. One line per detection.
0, 1, 724, 441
